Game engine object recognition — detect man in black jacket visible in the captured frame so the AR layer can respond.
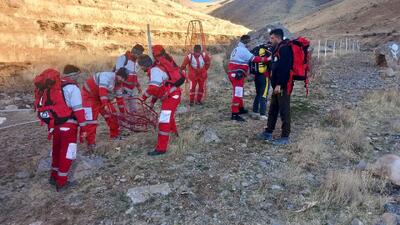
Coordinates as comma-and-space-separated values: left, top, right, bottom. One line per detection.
259, 29, 293, 145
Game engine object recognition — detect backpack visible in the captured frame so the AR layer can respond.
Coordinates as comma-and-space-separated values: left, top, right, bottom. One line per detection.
275, 37, 311, 96
250, 44, 273, 75
113, 51, 134, 72
153, 46, 186, 87
33, 69, 75, 127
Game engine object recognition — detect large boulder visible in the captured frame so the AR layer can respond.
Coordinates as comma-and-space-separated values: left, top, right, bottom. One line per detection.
368, 154, 400, 186
375, 42, 400, 72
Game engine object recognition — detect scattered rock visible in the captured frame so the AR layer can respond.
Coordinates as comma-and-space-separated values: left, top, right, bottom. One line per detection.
368, 154, 400, 186
176, 106, 189, 114
271, 185, 283, 191
382, 213, 400, 225
384, 202, 400, 215
0, 117, 6, 125
5, 105, 18, 110
201, 128, 221, 144
37, 153, 104, 181
126, 183, 172, 204
356, 160, 368, 171
29, 222, 43, 225
351, 218, 364, 225
375, 42, 400, 71
134, 175, 144, 181
16, 171, 30, 179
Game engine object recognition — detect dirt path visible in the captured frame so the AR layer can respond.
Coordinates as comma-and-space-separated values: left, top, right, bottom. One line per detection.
0, 52, 399, 225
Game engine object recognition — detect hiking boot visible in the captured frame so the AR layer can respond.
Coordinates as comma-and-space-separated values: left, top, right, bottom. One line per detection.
260, 115, 268, 121
147, 150, 166, 156
239, 108, 249, 115
272, 137, 290, 146
48, 176, 56, 186
259, 131, 273, 141
231, 113, 246, 122
56, 181, 76, 192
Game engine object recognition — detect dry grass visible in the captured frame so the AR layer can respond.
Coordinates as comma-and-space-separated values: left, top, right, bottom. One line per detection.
322, 106, 357, 128
292, 128, 331, 171
366, 88, 400, 112
318, 169, 388, 209
335, 123, 370, 160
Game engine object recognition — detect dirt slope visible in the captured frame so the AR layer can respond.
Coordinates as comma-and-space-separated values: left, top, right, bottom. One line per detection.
0, 0, 249, 64
209, 0, 336, 29
288, 0, 400, 46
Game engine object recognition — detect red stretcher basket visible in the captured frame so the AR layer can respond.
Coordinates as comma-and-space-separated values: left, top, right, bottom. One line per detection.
108, 97, 158, 132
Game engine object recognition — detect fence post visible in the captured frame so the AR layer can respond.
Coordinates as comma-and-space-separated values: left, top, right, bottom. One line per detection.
333, 41, 336, 56
324, 39, 328, 59
317, 40, 321, 61
345, 38, 348, 53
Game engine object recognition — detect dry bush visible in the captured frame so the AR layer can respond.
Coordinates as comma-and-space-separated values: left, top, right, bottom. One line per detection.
366, 88, 400, 112
322, 106, 357, 128
392, 120, 400, 133
292, 128, 331, 170
335, 123, 370, 160
318, 169, 388, 209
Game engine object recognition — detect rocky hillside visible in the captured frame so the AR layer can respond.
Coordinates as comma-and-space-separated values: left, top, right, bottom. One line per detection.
288, 0, 400, 47
0, 0, 249, 64
209, 0, 337, 30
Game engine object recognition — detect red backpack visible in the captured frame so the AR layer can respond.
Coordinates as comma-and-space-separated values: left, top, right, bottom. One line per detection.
153, 45, 186, 87
278, 37, 311, 96
33, 69, 76, 128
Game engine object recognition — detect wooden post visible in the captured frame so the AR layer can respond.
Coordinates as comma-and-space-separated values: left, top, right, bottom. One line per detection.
317, 40, 321, 61
333, 41, 336, 56
147, 24, 153, 60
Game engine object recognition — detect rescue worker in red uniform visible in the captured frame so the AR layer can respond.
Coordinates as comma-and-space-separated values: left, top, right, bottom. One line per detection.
180, 45, 211, 105
114, 44, 144, 112
82, 68, 128, 150
138, 53, 182, 156
228, 35, 271, 122
34, 65, 87, 191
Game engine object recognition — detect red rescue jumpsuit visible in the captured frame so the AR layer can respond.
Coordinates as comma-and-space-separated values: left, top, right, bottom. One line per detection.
115, 51, 142, 113
142, 66, 181, 153
82, 72, 120, 145
228, 42, 270, 113
51, 78, 87, 187
180, 52, 211, 104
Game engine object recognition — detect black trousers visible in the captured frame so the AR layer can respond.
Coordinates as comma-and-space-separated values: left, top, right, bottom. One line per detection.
253, 75, 269, 115
265, 89, 291, 137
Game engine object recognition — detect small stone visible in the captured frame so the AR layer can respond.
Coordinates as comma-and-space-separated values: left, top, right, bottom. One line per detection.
126, 183, 172, 204
5, 105, 18, 110
351, 218, 364, 225
134, 175, 144, 181
0, 117, 6, 125
271, 185, 283, 191
356, 160, 368, 170
14, 97, 22, 101
186, 156, 195, 162
242, 182, 250, 187
384, 202, 400, 215
240, 143, 247, 148
382, 213, 400, 225
16, 171, 30, 179
176, 106, 189, 114
120, 178, 127, 183
201, 128, 221, 144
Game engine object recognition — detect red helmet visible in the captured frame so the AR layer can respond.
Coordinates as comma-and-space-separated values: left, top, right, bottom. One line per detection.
152, 45, 165, 57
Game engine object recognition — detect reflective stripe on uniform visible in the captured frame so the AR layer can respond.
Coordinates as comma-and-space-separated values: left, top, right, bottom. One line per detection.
159, 131, 169, 136
232, 103, 240, 106
72, 104, 83, 111
149, 81, 162, 86
58, 172, 68, 177
230, 60, 250, 66
52, 167, 59, 171
79, 122, 87, 127
86, 120, 98, 125
100, 96, 109, 100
